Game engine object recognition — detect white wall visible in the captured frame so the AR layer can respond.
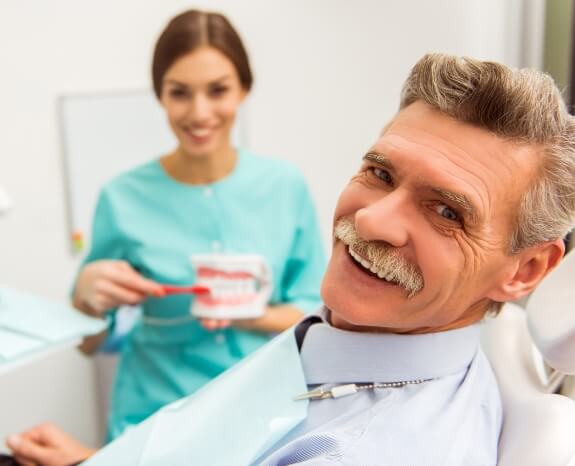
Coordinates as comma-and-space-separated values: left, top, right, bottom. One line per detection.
0, 0, 525, 449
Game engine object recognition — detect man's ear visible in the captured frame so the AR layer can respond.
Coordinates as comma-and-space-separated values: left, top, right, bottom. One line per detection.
488, 239, 565, 302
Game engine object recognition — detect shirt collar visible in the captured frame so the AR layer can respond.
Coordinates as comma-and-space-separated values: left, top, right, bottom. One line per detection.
298, 307, 481, 384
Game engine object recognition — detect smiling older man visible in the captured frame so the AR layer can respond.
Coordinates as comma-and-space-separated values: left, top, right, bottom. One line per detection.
255, 55, 574, 465
7, 53, 575, 466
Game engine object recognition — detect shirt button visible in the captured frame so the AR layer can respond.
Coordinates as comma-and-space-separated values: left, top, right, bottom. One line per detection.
215, 333, 225, 344
204, 187, 213, 198
212, 240, 222, 251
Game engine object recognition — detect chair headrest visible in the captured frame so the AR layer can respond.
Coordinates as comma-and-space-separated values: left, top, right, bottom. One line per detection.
526, 250, 575, 374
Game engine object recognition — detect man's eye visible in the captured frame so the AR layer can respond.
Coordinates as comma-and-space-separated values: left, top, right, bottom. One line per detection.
372, 167, 393, 185
436, 204, 461, 222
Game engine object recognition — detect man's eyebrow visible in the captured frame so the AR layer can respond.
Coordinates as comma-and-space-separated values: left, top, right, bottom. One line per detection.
363, 152, 394, 171
430, 187, 478, 223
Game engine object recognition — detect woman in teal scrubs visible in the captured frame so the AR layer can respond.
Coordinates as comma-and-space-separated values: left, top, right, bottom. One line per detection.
72, 9, 325, 440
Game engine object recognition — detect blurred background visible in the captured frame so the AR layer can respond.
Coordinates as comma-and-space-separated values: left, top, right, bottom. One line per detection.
0, 0, 572, 450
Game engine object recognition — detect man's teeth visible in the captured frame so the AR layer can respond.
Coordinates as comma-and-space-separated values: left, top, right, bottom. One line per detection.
348, 247, 394, 282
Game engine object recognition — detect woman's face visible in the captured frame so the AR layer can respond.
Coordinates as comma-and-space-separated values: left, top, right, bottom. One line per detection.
160, 46, 247, 159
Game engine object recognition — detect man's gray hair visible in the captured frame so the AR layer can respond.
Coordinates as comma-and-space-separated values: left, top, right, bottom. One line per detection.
400, 53, 575, 253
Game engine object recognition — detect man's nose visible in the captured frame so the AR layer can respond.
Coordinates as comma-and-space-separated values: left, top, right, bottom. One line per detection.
355, 191, 410, 247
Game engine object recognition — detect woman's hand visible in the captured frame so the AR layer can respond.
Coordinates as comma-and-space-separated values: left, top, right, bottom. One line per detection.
73, 260, 164, 316
6, 423, 96, 466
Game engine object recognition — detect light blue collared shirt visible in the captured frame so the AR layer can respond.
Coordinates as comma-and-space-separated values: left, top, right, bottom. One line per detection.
256, 309, 502, 465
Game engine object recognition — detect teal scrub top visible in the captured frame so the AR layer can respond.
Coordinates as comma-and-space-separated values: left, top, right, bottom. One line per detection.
80, 149, 326, 440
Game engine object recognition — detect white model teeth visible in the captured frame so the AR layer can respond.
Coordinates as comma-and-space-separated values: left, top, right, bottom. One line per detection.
349, 247, 393, 283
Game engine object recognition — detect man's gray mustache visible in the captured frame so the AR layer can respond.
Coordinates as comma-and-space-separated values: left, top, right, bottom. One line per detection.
334, 216, 424, 298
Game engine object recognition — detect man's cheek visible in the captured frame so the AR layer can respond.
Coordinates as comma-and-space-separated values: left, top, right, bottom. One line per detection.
421, 239, 466, 286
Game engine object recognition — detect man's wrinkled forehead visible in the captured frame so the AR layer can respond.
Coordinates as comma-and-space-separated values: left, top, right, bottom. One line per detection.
377, 117, 483, 163
371, 122, 488, 183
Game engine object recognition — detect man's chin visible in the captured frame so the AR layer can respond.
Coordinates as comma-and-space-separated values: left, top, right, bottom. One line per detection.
328, 308, 363, 331
321, 286, 386, 331
328, 307, 397, 333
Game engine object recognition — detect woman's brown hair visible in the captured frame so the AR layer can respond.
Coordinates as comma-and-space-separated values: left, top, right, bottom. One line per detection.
152, 10, 253, 98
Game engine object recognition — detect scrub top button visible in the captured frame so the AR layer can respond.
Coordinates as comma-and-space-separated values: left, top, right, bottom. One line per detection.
215, 333, 225, 344
212, 240, 222, 251
204, 187, 213, 198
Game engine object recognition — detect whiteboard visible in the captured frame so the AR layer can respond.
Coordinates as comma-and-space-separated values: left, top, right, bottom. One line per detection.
59, 90, 246, 254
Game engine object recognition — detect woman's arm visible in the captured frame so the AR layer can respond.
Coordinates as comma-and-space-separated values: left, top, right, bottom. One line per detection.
233, 304, 305, 333
6, 423, 96, 466
200, 304, 304, 333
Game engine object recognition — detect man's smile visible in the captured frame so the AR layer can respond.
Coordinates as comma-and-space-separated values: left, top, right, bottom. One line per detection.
333, 216, 424, 297
347, 246, 398, 283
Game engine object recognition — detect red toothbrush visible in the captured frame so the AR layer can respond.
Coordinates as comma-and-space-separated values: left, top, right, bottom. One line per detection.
159, 284, 211, 296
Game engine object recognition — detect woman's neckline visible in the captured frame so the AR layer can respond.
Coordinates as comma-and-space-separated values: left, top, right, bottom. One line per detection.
156, 147, 244, 188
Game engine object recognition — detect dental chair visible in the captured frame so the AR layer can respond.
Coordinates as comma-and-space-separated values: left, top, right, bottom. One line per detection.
481, 251, 575, 466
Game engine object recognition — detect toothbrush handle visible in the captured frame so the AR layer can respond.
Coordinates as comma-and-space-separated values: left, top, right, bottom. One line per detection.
160, 285, 211, 295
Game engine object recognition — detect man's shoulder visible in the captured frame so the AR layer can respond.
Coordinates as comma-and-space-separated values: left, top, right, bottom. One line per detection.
259, 345, 501, 466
